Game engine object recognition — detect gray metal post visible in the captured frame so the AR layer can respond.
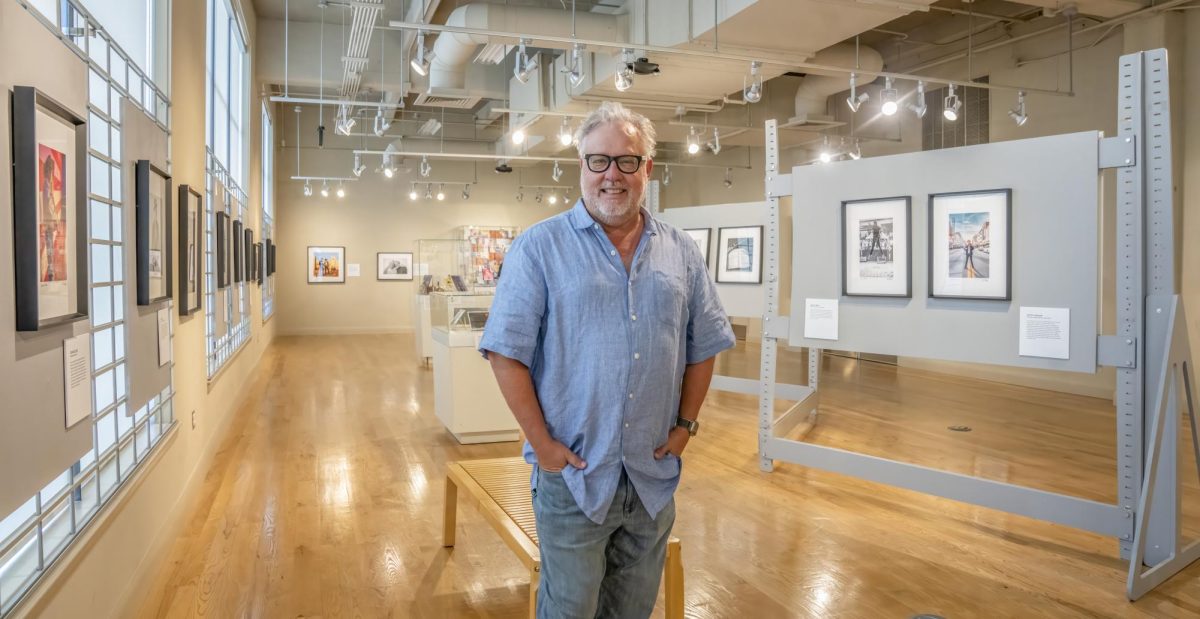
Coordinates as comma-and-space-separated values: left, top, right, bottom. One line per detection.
759, 119, 782, 472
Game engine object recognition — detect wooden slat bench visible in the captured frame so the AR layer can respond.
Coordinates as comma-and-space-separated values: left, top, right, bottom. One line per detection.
444, 457, 683, 619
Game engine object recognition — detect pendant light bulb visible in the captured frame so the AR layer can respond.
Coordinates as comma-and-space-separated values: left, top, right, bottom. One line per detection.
743, 61, 763, 103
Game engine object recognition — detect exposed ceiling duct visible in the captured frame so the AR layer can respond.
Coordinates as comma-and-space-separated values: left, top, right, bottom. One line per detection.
338, 0, 384, 101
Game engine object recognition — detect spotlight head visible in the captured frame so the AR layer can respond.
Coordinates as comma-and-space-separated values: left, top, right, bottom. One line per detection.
336, 185, 346, 199
880, 78, 898, 116
847, 92, 869, 113
908, 80, 928, 118
943, 84, 961, 121
614, 48, 635, 92
551, 161, 563, 182
352, 153, 366, 177
686, 125, 701, 155
564, 43, 587, 88
373, 108, 390, 137
662, 165, 671, 186
409, 185, 418, 200
410, 33, 432, 76
706, 127, 721, 155
558, 118, 573, 146
462, 185, 471, 200
535, 190, 543, 204
419, 155, 432, 178
848, 141, 862, 160
424, 185, 432, 200
723, 168, 733, 188
436, 185, 445, 201
1008, 90, 1028, 126
548, 194, 558, 205
383, 165, 395, 179
303, 181, 313, 197
515, 190, 523, 202
320, 182, 330, 198
512, 128, 526, 145
514, 39, 539, 83
687, 142, 700, 155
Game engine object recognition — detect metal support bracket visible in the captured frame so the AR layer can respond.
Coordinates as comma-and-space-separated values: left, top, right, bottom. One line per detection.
763, 315, 790, 340
1098, 335, 1138, 368
1100, 135, 1136, 169
767, 173, 793, 198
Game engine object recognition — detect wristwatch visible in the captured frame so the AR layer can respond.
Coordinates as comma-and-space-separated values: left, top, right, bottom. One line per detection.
675, 416, 700, 437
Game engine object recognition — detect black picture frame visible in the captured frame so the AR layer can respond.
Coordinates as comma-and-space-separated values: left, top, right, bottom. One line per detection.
216, 211, 230, 289
12, 85, 89, 331
928, 188, 1013, 301
267, 240, 276, 275
135, 160, 173, 306
255, 242, 264, 285
232, 219, 243, 283
840, 196, 912, 298
715, 225, 764, 284
244, 227, 253, 284
177, 185, 203, 315
376, 252, 414, 281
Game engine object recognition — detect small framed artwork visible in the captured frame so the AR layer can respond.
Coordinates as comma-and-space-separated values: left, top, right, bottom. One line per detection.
267, 240, 276, 275
716, 226, 763, 284
232, 219, 243, 283
377, 252, 414, 281
928, 188, 1012, 300
683, 228, 711, 269
244, 227, 254, 284
255, 243, 264, 285
12, 86, 89, 331
308, 246, 345, 283
177, 185, 203, 315
135, 160, 173, 306
216, 211, 230, 289
841, 196, 911, 298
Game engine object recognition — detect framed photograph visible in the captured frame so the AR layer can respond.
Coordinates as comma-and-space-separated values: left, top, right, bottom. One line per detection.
135, 160, 172, 306
254, 243, 264, 285
841, 197, 911, 297
929, 189, 1012, 300
177, 185, 203, 315
243, 227, 253, 284
308, 246, 345, 284
267, 240, 276, 275
377, 252, 414, 281
715, 226, 763, 284
683, 228, 711, 269
12, 86, 89, 331
232, 219, 243, 283
216, 211, 230, 289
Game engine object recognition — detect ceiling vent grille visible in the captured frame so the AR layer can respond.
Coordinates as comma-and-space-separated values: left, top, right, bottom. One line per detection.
414, 93, 480, 109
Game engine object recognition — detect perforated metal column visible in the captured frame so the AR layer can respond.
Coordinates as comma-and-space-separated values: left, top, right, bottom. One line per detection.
759, 120, 782, 472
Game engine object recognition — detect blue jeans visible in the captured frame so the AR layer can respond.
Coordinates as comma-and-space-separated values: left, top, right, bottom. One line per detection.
532, 466, 676, 619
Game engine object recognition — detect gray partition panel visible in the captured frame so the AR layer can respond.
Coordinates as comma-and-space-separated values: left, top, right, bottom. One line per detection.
0, 3, 95, 516
788, 131, 1100, 373
656, 202, 767, 319
124, 98, 172, 410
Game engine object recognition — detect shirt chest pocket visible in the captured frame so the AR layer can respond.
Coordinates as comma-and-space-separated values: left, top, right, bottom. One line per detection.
646, 269, 688, 330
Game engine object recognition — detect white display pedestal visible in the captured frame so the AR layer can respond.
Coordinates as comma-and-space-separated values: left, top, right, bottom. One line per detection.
413, 294, 434, 365
431, 327, 520, 444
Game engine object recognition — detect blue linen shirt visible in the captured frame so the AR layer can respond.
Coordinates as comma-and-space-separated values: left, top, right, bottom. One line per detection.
479, 200, 735, 524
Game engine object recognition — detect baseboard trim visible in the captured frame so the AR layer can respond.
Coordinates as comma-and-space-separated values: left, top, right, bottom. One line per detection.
279, 326, 415, 336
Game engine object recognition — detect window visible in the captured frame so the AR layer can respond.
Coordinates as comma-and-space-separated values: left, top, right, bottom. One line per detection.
262, 102, 276, 321
0, 2, 174, 614
922, 80, 990, 151
205, 0, 252, 378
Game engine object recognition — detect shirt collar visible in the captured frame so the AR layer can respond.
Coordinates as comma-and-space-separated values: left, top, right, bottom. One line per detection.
569, 199, 659, 236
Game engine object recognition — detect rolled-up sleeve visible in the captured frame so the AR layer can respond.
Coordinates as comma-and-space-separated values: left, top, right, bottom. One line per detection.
479, 235, 546, 367
685, 251, 736, 364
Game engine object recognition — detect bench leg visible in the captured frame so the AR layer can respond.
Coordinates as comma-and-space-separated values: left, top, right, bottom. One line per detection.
529, 566, 540, 619
664, 539, 683, 619
443, 476, 458, 547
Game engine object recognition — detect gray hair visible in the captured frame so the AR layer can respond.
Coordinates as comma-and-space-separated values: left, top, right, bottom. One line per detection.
573, 101, 657, 159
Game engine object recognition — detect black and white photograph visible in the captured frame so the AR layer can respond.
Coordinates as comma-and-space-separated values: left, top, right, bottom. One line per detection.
377, 252, 414, 281
178, 185, 203, 315
684, 228, 711, 269
12, 86, 89, 330
842, 197, 911, 297
929, 189, 1012, 300
136, 160, 172, 306
716, 226, 763, 284
216, 211, 230, 289
233, 219, 244, 283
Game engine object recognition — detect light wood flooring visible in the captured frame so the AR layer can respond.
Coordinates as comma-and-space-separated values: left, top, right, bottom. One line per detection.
135, 335, 1200, 618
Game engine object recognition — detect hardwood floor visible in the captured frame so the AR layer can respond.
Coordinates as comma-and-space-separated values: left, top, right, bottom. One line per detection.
135, 334, 1200, 618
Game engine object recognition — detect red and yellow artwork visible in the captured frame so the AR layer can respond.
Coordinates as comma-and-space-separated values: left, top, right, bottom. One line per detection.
38, 144, 67, 283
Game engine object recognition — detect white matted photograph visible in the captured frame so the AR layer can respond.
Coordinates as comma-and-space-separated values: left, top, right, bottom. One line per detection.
716, 225, 763, 284
308, 246, 346, 284
842, 197, 911, 297
377, 252, 414, 281
928, 189, 1012, 300
683, 228, 711, 269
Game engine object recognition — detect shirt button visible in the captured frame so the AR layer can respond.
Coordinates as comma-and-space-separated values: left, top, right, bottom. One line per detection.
610, 249, 617, 256
628, 392, 633, 399
631, 314, 637, 321
625, 422, 630, 428
622, 455, 626, 462
634, 353, 640, 360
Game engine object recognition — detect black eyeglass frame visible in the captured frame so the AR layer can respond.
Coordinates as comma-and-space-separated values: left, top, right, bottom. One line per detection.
582, 153, 648, 174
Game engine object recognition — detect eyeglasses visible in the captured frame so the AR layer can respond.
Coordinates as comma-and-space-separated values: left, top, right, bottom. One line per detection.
583, 154, 646, 174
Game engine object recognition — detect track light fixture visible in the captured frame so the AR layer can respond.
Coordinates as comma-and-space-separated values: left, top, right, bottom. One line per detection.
908, 80, 927, 118
514, 38, 539, 83
336, 182, 346, 199
334, 105, 355, 136
1008, 90, 1028, 126
303, 181, 313, 197
562, 188, 570, 202
462, 184, 471, 200
410, 32, 433, 76
614, 48, 635, 92
515, 190, 523, 202
846, 72, 868, 113
320, 181, 330, 198
662, 164, 671, 186
409, 183, 418, 200
849, 140, 862, 161
548, 193, 558, 205
818, 136, 833, 164
880, 77, 898, 116
373, 108, 390, 137
563, 42, 586, 88
535, 189, 543, 204
723, 167, 733, 188
512, 127, 526, 145
943, 84, 962, 121
558, 118, 573, 146
424, 185, 433, 200
707, 127, 721, 155
551, 161, 563, 182
686, 126, 701, 155
743, 61, 763, 103
419, 155, 432, 178
436, 184, 445, 201
352, 153, 366, 177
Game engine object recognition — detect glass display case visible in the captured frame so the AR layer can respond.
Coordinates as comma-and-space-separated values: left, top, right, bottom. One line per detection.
430, 292, 495, 333
457, 225, 520, 288
416, 239, 471, 295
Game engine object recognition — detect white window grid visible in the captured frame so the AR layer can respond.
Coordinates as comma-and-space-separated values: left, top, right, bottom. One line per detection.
0, 2, 174, 616
205, 162, 252, 378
